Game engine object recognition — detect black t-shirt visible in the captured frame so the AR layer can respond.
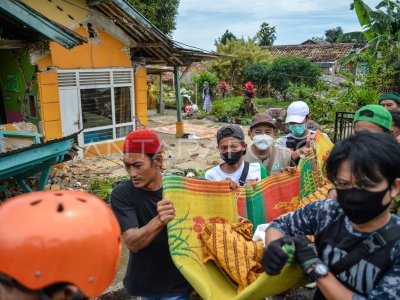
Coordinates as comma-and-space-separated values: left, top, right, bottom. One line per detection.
110, 180, 192, 296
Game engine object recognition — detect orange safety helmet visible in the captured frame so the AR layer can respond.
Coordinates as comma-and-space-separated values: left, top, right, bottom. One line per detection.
0, 190, 122, 297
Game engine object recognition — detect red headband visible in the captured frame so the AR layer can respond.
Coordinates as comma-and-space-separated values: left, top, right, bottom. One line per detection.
123, 129, 161, 154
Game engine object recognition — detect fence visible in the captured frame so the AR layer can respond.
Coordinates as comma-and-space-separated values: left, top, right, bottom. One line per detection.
333, 111, 355, 143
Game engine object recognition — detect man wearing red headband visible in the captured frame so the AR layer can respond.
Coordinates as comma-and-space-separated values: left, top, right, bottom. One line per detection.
111, 129, 192, 300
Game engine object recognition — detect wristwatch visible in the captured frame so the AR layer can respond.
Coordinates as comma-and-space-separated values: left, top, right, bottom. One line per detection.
306, 263, 329, 282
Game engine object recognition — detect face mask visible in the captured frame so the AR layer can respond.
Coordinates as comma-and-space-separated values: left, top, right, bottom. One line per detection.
253, 134, 273, 151
221, 151, 243, 166
289, 124, 306, 137
337, 186, 391, 224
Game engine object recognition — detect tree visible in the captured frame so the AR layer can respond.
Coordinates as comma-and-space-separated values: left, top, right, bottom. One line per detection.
339, 0, 400, 92
207, 39, 272, 87
218, 30, 237, 45
324, 26, 344, 43
256, 22, 276, 46
267, 57, 322, 97
243, 62, 270, 96
127, 0, 179, 36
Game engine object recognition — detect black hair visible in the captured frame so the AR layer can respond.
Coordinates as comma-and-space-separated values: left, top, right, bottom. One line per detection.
392, 111, 400, 129
326, 131, 400, 186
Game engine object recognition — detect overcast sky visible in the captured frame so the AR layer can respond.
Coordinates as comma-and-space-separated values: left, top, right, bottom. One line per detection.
173, 0, 381, 51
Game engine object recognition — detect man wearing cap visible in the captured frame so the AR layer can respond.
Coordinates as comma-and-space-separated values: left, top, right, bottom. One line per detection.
378, 92, 400, 113
276, 101, 328, 165
205, 125, 268, 187
354, 104, 393, 134
110, 129, 192, 300
327, 105, 393, 200
243, 113, 294, 175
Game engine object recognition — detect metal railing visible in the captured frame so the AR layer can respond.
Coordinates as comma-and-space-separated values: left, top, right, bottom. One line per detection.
333, 111, 355, 143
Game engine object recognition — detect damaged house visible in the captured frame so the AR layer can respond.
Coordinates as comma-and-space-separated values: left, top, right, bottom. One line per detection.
0, 0, 218, 157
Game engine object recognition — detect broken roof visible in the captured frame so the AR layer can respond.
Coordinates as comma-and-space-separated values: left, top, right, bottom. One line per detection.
87, 0, 223, 66
262, 43, 355, 63
0, 0, 87, 49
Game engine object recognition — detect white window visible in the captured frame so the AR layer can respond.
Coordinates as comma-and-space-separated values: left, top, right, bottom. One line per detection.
58, 69, 135, 145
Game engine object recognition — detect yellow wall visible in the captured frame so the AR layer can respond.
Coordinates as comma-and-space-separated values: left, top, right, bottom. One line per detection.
135, 66, 148, 126
83, 140, 124, 158
21, 0, 87, 28
35, 55, 63, 140
50, 28, 131, 68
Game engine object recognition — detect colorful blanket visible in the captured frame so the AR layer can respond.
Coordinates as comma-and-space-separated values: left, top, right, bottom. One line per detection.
163, 176, 306, 300
163, 131, 333, 299
237, 130, 333, 228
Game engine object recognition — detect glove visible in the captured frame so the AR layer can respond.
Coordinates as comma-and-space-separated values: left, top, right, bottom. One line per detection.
293, 235, 322, 273
260, 236, 294, 275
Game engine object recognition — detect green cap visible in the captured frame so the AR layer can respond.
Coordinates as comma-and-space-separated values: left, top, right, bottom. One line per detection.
354, 104, 393, 131
378, 92, 400, 104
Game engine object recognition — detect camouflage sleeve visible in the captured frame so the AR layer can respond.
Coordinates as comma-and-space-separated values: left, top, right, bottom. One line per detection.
352, 241, 400, 300
268, 199, 340, 236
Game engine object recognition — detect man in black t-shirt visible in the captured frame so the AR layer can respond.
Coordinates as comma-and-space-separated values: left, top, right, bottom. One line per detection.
111, 129, 192, 300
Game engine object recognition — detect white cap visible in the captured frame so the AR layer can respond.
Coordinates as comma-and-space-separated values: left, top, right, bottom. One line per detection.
285, 101, 309, 123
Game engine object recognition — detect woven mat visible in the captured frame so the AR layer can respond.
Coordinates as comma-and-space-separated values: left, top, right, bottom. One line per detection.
151, 124, 217, 139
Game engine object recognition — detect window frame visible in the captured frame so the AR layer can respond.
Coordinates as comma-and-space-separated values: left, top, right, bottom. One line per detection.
58, 68, 135, 146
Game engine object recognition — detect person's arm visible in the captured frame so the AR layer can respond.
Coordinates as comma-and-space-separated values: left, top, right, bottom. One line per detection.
265, 227, 285, 245
316, 274, 354, 300
122, 199, 175, 253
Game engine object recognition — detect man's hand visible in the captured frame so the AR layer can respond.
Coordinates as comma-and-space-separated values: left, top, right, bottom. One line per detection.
282, 166, 297, 175
157, 199, 176, 225
226, 178, 239, 191
260, 236, 294, 275
246, 178, 258, 189
293, 235, 322, 273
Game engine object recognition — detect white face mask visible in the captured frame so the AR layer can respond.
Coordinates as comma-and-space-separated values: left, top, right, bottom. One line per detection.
252, 134, 273, 151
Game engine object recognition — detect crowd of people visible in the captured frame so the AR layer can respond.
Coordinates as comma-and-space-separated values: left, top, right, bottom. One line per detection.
1, 92, 400, 300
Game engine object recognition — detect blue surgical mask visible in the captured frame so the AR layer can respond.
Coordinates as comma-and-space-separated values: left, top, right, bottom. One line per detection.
289, 124, 306, 137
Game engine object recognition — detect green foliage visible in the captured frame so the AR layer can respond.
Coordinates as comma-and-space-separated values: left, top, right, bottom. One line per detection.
325, 26, 344, 43
243, 62, 270, 96
193, 71, 219, 89
207, 39, 272, 87
218, 29, 237, 45
211, 96, 244, 118
256, 22, 276, 46
211, 96, 284, 120
287, 82, 379, 135
127, 0, 179, 36
90, 176, 129, 201
340, 0, 400, 92
253, 98, 286, 108
267, 57, 322, 97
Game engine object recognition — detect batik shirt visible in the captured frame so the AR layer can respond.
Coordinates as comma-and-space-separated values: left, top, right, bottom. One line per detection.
269, 200, 400, 299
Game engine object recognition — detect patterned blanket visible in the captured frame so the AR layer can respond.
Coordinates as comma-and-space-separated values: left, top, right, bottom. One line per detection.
163, 131, 333, 299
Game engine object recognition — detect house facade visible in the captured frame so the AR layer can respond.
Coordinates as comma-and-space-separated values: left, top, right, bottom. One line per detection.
1, 0, 218, 157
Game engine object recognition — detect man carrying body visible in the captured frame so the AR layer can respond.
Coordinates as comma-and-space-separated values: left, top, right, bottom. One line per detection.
261, 132, 400, 299
244, 113, 294, 175
111, 129, 192, 299
327, 104, 393, 200
205, 124, 268, 187
276, 101, 327, 165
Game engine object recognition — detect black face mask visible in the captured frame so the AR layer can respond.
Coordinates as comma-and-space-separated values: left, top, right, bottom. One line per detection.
337, 186, 391, 224
221, 151, 243, 166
